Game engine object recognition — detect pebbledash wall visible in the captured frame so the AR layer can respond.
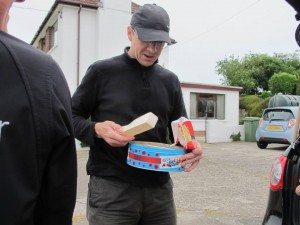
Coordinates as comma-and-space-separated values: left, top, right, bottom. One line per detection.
31, 0, 244, 145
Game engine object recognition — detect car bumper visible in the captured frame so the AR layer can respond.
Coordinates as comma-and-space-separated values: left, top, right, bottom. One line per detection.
263, 190, 283, 225
263, 215, 282, 225
258, 137, 291, 144
256, 129, 293, 143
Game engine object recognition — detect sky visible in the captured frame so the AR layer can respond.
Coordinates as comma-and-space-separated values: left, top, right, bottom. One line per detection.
7, 0, 300, 85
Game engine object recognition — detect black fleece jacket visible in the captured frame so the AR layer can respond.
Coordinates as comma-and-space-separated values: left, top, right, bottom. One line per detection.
0, 31, 77, 225
72, 48, 187, 187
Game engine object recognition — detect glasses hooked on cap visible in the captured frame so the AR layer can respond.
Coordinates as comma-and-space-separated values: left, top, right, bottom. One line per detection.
143, 41, 166, 49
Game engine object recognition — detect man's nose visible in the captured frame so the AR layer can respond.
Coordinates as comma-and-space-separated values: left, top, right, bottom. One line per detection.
146, 43, 159, 51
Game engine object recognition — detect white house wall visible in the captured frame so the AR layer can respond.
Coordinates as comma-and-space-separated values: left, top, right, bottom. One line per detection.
52, 6, 98, 95
77, 8, 98, 93
96, 0, 131, 60
159, 46, 169, 68
206, 120, 245, 143
59, 6, 78, 95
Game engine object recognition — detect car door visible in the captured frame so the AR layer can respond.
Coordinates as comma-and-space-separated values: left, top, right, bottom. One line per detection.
283, 141, 300, 224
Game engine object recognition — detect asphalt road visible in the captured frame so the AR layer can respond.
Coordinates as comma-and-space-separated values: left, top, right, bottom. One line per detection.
72, 141, 288, 225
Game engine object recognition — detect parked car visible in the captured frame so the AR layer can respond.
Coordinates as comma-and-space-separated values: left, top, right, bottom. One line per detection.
256, 106, 298, 149
262, 1, 300, 224
262, 139, 300, 224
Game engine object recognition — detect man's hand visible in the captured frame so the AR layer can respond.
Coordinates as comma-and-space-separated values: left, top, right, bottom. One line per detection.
296, 184, 300, 196
95, 121, 134, 147
177, 140, 203, 172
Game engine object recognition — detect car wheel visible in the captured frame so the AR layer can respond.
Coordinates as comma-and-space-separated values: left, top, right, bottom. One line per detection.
257, 141, 268, 149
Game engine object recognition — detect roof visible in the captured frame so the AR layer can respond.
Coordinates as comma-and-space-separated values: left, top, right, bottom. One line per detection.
31, 0, 100, 44
181, 82, 243, 92
59, 0, 99, 7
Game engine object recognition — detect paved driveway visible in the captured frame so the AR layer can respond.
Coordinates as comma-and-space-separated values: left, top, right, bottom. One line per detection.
72, 141, 288, 225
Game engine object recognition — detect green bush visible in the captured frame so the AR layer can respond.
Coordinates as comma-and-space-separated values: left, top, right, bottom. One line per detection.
240, 95, 265, 117
261, 91, 271, 99
80, 142, 89, 148
248, 97, 270, 117
269, 72, 297, 95
230, 132, 241, 141
240, 95, 261, 110
240, 95, 270, 122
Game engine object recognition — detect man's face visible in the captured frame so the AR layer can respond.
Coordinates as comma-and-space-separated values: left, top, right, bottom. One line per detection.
0, 0, 13, 31
127, 26, 165, 67
0, 0, 25, 32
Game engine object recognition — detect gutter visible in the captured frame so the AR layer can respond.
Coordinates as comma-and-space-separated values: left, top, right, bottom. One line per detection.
77, 4, 82, 87
30, 0, 99, 45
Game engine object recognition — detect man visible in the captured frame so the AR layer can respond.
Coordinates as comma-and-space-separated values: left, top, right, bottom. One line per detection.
72, 4, 203, 225
0, 0, 77, 224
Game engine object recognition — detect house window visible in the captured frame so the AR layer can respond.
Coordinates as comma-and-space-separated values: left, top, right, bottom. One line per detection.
53, 21, 58, 46
49, 20, 58, 49
39, 38, 45, 51
190, 93, 225, 120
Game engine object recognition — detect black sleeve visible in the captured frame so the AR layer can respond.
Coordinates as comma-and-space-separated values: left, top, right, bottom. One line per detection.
0, 32, 77, 225
35, 59, 77, 225
72, 64, 98, 147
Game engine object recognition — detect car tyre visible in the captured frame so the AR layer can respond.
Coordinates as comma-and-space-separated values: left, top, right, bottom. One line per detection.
257, 141, 268, 149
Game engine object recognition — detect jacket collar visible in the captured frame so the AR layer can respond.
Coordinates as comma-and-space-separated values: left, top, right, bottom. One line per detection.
123, 47, 158, 69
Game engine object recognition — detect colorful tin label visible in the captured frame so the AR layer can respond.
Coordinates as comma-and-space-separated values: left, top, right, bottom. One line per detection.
127, 142, 187, 172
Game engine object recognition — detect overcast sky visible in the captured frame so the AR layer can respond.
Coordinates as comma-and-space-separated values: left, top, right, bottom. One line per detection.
8, 0, 300, 85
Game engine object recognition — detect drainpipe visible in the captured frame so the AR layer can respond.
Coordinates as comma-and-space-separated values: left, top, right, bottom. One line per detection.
205, 106, 208, 143
77, 4, 82, 87
205, 115, 207, 143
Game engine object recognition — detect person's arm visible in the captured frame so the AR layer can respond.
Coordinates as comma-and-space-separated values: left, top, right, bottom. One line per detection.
72, 65, 134, 147
36, 59, 77, 225
72, 65, 99, 146
170, 77, 203, 172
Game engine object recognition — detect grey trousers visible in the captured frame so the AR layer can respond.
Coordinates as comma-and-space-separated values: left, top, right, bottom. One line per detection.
86, 176, 177, 225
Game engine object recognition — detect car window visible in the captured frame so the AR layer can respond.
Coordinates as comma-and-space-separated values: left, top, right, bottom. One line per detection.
263, 109, 294, 121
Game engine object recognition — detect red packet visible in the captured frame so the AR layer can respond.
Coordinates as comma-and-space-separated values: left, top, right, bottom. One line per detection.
171, 117, 195, 150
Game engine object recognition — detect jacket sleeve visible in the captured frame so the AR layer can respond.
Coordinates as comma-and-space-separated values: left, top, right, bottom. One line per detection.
72, 64, 98, 147
1, 31, 77, 225
34, 58, 77, 225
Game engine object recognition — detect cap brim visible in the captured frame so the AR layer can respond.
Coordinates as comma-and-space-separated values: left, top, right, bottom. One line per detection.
135, 27, 171, 44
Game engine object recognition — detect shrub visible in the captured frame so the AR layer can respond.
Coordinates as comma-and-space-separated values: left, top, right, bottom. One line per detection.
240, 95, 261, 110
240, 95, 265, 117
261, 91, 271, 99
269, 72, 297, 95
230, 132, 241, 141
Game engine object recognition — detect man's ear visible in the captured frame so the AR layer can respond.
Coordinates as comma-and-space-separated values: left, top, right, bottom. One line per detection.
127, 26, 133, 41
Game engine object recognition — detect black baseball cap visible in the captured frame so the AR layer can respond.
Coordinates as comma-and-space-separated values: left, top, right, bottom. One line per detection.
130, 4, 171, 44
